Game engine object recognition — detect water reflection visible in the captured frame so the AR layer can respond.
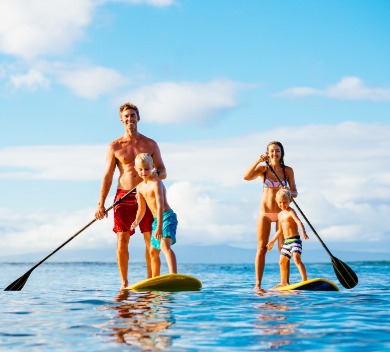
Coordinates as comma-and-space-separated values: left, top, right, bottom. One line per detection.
109, 289, 175, 349
255, 292, 301, 349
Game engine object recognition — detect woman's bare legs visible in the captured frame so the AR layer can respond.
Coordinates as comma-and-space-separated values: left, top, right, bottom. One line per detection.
254, 215, 272, 290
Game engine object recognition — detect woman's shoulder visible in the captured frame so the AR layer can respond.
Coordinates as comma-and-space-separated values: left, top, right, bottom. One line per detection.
284, 165, 295, 179
284, 165, 294, 173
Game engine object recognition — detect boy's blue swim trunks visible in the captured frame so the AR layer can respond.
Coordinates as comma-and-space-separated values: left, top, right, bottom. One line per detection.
151, 209, 178, 251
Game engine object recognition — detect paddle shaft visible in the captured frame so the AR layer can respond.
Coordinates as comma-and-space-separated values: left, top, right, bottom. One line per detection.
265, 161, 358, 289
265, 161, 333, 257
4, 186, 137, 291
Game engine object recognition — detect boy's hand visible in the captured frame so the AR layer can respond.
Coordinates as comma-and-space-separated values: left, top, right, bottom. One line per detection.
266, 242, 274, 251
130, 220, 139, 231
303, 232, 309, 240
154, 229, 162, 240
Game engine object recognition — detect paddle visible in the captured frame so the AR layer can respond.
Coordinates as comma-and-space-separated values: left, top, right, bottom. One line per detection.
4, 187, 137, 291
265, 161, 358, 289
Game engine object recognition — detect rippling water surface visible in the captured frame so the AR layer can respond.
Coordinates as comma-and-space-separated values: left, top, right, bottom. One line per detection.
1, 261, 389, 351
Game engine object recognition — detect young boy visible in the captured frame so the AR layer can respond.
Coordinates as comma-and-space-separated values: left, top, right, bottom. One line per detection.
267, 188, 309, 288
131, 153, 178, 277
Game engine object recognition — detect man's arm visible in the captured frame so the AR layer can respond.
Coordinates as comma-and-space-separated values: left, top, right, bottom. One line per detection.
95, 146, 116, 220
151, 143, 167, 180
153, 180, 165, 240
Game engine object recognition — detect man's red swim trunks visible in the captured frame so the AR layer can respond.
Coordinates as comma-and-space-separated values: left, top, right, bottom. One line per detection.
113, 189, 153, 235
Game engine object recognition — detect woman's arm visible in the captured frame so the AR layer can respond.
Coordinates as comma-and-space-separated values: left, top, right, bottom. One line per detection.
286, 167, 298, 198
243, 154, 268, 181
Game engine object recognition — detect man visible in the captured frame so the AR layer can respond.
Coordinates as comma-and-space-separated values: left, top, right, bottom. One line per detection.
95, 102, 166, 289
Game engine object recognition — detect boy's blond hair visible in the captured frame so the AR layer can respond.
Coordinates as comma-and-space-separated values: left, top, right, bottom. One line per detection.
275, 188, 291, 201
135, 153, 153, 167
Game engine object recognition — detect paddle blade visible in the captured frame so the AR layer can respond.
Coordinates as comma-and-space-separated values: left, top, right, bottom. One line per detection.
4, 271, 32, 291
331, 257, 358, 289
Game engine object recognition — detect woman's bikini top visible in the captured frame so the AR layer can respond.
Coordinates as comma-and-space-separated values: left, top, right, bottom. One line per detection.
263, 167, 288, 188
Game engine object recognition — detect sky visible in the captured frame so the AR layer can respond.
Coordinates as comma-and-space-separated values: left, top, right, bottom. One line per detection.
0, 0, 389, 262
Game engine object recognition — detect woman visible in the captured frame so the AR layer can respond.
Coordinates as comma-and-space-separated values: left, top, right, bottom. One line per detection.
243, 141, 298, 290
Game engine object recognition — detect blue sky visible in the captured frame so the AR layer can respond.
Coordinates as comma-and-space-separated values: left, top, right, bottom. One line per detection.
0, 0, 389, 261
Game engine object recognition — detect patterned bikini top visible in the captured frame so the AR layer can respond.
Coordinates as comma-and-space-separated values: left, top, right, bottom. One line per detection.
263, 168, 288, 188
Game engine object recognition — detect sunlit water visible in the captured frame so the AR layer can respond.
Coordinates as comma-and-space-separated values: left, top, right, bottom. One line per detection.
1, 261, 389, 351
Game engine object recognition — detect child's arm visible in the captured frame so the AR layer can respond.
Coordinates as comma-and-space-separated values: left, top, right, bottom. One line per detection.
267, 229, 281, 251
130, 189, 146, 231
290, 209, 309, 240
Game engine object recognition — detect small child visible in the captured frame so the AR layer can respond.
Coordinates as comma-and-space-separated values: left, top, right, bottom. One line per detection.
267, 188, 309, 288
131, 153, 178, 277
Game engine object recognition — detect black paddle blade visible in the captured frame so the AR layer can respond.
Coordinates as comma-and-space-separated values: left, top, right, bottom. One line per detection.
331, 257, 358, 289
4, 271, 32, 291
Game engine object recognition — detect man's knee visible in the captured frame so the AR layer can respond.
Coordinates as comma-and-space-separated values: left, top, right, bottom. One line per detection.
143, 231, 151, 242
117, 232, 130, 249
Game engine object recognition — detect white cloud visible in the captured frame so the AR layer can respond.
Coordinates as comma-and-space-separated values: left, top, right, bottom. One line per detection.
110, 0, 175, 6
0, 144, 107, 180
0, 0, 175, 61
0, 0, 95, 60
57, 66, 129, 99
0, 122, 389, 254
10, 69, 49, 91
0, 207, 117, 255
276, 76, 390, 101
118, 79, 249, 123
161, 122, 390, 251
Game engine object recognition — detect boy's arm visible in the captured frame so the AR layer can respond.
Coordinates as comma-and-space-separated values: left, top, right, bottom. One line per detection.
130, 188, 146, 231
267, 229, 281, 251
291, 209, 309, 240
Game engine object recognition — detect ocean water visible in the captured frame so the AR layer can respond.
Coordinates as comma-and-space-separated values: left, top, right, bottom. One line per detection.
0, 261, 389, 351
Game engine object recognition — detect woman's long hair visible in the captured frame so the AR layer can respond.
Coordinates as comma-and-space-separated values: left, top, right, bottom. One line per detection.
266, 141, 285, 167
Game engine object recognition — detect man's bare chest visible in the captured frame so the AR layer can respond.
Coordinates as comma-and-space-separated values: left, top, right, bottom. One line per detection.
115, 143, 153, 164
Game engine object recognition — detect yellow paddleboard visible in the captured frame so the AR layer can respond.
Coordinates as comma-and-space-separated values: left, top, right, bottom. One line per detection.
273, 277, 339, 291
127, 273, 202, 292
